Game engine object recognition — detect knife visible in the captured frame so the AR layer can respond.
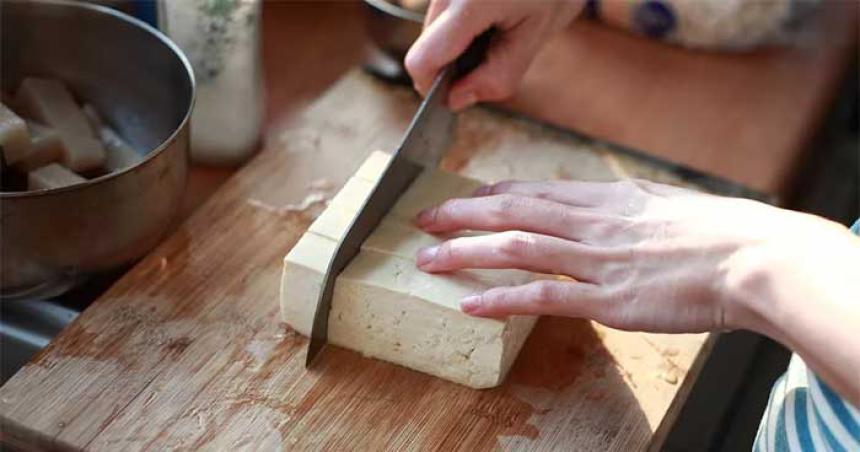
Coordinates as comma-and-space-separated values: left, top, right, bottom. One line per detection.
306, 30, 495, 367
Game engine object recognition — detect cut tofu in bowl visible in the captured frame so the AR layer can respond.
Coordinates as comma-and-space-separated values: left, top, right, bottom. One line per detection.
2, 78, 145, 191
0, 0, 194, 300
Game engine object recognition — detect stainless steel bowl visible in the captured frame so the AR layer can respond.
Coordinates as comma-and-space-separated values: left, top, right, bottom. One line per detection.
363, 0, 424, 82
1, 0, 195, 300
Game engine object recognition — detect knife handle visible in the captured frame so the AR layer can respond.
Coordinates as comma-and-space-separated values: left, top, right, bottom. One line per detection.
452, 27, 497, 80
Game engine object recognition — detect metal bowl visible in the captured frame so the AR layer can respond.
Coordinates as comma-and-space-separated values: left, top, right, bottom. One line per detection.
1, 0, 195, 300
363, 0, 424, 83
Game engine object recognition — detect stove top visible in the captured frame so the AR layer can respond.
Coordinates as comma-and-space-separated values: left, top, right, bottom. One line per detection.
0, 271, 124, 384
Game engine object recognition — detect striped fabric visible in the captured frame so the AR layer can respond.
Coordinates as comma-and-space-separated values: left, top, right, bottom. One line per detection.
752, 219, 860, 451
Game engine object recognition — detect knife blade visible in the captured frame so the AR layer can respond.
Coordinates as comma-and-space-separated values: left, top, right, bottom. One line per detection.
306, 30, 494, 367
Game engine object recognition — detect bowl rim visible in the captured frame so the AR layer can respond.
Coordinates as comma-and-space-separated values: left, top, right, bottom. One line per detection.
364, 0, 425, 23
0, 0, 196, 200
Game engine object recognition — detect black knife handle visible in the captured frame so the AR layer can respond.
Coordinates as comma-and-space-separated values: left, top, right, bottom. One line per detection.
453, 27, 497, 80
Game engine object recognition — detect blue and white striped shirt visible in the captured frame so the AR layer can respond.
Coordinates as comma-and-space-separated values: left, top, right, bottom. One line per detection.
752, 220, 860, 451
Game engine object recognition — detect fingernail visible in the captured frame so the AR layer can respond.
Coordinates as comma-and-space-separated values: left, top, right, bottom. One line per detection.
460, 295, 482, 313
450, 91, 477, 111
415, 206, 436, 228
416, 246, 438, 267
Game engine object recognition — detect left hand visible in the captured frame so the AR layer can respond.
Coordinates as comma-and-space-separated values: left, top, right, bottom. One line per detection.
412, 178, 860, 405
412, 179, 845, 334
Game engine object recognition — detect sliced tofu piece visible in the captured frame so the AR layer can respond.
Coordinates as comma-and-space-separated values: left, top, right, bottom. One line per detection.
354, 150, 392, 182
0, 103, 31, 165
280, 154, 537, 388
82, 104, 143, 171
307, 176, 378, 240
12, 121, 65, 172
28, 163, 86, 190
280, 232, 336, 337
15, 78, 106, 172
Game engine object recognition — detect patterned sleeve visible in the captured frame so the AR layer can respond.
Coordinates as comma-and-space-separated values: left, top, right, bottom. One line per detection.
753, 218, 860, 451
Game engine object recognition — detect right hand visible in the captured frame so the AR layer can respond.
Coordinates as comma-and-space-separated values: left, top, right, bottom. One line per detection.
405, 0, 586, 111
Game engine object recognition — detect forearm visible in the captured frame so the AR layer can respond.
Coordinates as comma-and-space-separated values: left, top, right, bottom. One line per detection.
726, 218, 860, 406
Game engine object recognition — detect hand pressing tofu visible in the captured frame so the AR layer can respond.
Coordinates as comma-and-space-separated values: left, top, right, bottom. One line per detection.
15, 78, 106, 172
28, 163, 86, 190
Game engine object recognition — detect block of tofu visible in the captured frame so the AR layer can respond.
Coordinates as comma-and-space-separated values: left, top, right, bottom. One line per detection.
15, 78, 106, 172
12, 121, 65, 172
281, 151, 537, 388
1, 103, 31, 164
82, 104, 143, 171
28, 163, 86, 190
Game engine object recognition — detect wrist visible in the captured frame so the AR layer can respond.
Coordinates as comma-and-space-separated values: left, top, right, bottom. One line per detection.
720, 216, 860, 339
719, 242, 780, 335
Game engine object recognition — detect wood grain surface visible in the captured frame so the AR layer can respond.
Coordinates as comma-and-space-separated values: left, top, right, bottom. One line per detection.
504, 0, 858, 198
0, 70, 712, 451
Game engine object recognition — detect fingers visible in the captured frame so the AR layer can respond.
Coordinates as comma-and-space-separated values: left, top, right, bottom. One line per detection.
415, 194, 618, 242
460, 280, 607, 318
447, 22, 541, 110
423, 0, 450, 27
416, 231, 606, 282
405, 5, 494, 96
473, 179, 696, 216
473, 180, 614, 208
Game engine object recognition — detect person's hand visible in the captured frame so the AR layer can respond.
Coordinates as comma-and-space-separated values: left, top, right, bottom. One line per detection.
405, 0, 586, 111
412, 179, 858, 335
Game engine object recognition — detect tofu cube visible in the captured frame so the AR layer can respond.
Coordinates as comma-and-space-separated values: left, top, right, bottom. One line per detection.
28, 163, 86, 190
0, 103, 31, 165
12, 121, 65, 172
15, 78, 106, 172
82, 104, 143, 171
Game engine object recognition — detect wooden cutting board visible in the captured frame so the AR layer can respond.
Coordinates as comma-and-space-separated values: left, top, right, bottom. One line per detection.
0, 71, 713, 450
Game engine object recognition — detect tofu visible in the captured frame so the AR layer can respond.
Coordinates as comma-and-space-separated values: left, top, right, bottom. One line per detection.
280, 232, 336, 336
28, 163, 86, 190
362, 219, 441, 259
389, 169, 484, 220
82, 104, 143, 171
12, 121, 65, 172
15, 78, 106, 172
0, 103, 31, 165
307, 176, 377, 240
354, 150, 392, 182
280, 151, 537, 388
